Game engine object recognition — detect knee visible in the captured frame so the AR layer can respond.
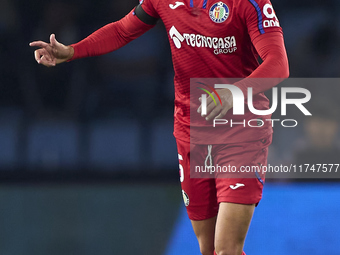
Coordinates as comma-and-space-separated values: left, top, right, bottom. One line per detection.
215, 246, 243, 255
199, 244, 214, 255
196, 233, 215, 255
200, 249, 214, 255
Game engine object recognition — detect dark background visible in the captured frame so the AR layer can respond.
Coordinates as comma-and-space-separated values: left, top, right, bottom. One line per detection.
0, 0, 340, 254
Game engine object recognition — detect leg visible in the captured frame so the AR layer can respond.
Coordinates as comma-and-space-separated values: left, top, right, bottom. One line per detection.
212, 136, 272, 254
176, 140, 219, 255
191, 216, 217, 255
214, 203, 255, 255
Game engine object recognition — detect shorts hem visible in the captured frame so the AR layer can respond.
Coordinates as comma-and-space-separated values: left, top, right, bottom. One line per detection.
186, 205, 218, 221
188, 212, 218, 221
217, 195, 262, 205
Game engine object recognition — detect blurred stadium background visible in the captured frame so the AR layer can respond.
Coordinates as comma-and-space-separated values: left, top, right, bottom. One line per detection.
1, 0, 340, 254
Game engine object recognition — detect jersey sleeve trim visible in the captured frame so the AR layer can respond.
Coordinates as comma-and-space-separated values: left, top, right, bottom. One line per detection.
134, 4, 159, 25
247, 0, 265, 35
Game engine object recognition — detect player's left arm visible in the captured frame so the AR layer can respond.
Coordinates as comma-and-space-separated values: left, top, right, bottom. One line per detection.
233, 31, 289, 96
200, 0, 289, 120
234, 0, 289, 96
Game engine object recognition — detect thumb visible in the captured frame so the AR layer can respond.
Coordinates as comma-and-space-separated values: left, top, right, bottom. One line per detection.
50, 34, 58, 47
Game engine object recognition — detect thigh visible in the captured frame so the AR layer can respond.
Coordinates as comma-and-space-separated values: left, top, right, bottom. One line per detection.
215, 202, 255, 254
176, 139, 218, 221
191, 216, 217, 255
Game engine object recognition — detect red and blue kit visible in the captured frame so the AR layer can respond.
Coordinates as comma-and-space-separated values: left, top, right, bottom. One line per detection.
139, 0, 288, 144
69, 0, 289, 220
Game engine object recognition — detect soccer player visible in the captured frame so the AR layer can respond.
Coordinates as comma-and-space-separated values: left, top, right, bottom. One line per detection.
30, 0, 289, 254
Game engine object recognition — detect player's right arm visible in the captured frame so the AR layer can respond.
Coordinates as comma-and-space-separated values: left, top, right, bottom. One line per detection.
29, 5, 159, 67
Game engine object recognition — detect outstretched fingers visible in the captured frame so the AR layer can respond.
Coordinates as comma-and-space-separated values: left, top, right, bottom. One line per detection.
29, 40, 49, 48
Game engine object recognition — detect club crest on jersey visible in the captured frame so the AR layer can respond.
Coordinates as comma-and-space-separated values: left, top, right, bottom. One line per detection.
209, 2, 229, 23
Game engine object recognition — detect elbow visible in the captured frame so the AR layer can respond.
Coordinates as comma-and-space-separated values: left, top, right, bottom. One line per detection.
285, 69, 290, 79
275, 60, 289, 84
274, 55, 289, 80
282, 56, 290, 79
281, 66, 290, 79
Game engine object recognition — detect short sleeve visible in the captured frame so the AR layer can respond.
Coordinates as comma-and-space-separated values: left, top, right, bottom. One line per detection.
139, 0, 160, 19
243, 0, 282, 42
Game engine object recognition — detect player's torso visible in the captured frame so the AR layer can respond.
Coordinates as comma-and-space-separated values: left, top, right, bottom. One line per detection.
141, 0, 278, 143
154, 0, 258, 82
